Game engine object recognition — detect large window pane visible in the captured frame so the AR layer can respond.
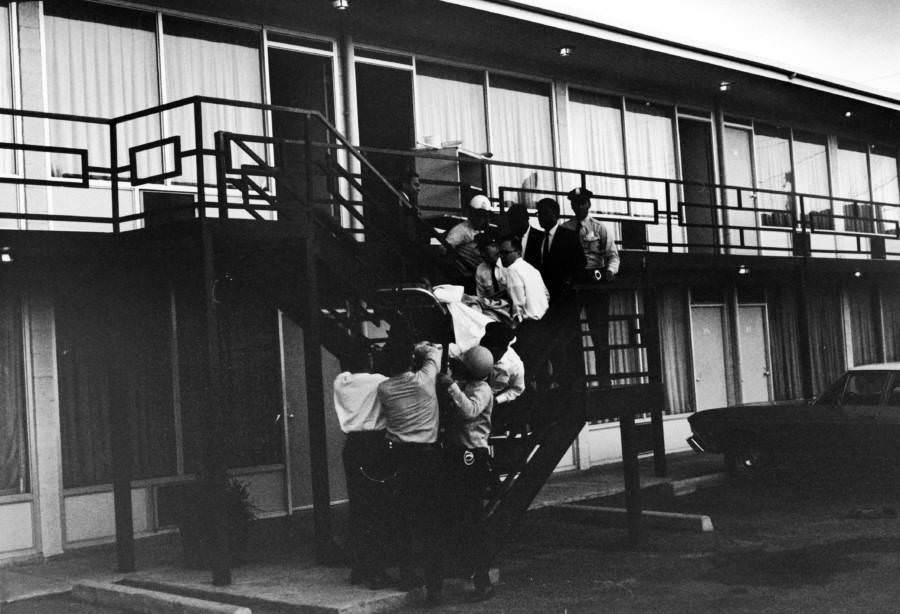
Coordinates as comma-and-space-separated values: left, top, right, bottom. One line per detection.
45, 2, 160, 178
0, 294, 27, 494
488, 75, 553, 206
163, 17, 264, 186
836, 140, 872, 233
0, 3, 13, 175
58, 279, 175, 488
416, 62, 486, 153
568, 90, 626, 214
625, 101, 677, 248
754, 123, 793, 225
793, 131, 831, 228
871, 145, 900, 238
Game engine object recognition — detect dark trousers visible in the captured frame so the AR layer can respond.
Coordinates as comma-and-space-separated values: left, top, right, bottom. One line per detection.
342, 431, 395, 577
515, 296, 583, 390
391, 441, 443, 588
583, 292, 611, 388
438, 446, 492, 588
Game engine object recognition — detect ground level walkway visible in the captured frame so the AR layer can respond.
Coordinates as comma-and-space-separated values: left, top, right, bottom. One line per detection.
1, 452, 723, 613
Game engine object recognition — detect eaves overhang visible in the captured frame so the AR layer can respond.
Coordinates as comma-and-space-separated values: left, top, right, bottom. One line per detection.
444, 0, 900, 113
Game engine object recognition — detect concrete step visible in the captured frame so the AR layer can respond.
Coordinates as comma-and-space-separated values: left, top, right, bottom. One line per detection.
73, 581, 250, 614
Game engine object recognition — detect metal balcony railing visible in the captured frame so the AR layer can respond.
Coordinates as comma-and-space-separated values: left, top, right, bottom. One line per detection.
0, 96, 897, 262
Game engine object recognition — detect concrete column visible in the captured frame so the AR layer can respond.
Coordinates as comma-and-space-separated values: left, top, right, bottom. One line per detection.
16, 2, 50, 227
27, 294, 64, 557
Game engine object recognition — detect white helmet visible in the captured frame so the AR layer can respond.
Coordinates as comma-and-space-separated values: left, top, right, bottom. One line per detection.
462, 345, 494, 379
468, 194, 491, 211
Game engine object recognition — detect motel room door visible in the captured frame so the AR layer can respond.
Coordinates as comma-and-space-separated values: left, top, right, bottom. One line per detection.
679, 117, 718, 253
691, 305, 729, 410
737, 304, 772, 403
278, 312, 347, 513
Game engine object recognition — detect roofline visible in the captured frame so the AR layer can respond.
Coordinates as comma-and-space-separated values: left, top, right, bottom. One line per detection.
442, 0, 900, 112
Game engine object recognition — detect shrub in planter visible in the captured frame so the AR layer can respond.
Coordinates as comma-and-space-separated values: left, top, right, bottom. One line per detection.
179, 478, 256, 569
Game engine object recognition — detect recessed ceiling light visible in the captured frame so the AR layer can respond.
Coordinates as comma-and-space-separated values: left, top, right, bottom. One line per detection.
558, 46, 573, 57
331, 0, 349, 9
844, 111, 853, 118
738, 264, 750, 275
719, 80, 732, 92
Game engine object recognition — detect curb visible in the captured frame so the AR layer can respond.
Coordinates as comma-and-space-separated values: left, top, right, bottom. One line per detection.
667, 472, 727, 497
553, 503, 714, 532
73, 581, 251, 614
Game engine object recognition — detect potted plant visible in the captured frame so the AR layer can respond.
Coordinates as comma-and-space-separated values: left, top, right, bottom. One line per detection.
179, 478, 256, 569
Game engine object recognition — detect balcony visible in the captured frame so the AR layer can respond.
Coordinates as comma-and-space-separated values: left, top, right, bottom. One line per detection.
0, 97, 897, 265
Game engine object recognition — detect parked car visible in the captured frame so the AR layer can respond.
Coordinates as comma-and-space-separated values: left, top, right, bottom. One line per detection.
687, 363, 900, 476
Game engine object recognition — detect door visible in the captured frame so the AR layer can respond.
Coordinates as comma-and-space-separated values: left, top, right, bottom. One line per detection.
691, 305, 728, 410
679, 118, 717, 253
738, 305, 772, 403
267, 47, 335, 222
279, 312, 347, 512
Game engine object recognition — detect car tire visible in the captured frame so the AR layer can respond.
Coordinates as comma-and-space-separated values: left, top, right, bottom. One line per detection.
724, 433, 765, 479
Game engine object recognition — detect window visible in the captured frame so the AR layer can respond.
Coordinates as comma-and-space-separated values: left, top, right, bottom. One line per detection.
44, 2, 160, 177
57, 280, 176, 488
0, 2, 13, 175
841, 371, 887, 406
163, 17, 264, 185
488, 74, 554, 205
0, 294, 27, 495
793, 131, 831, 229
568, 90, 626, 213
416, 62, 487, 154
754, 124, 793, 226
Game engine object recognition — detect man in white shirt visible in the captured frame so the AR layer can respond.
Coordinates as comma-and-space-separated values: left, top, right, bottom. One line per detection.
498, 234, 550, 385
332, 355, 391, 589
498, 235, 549, 323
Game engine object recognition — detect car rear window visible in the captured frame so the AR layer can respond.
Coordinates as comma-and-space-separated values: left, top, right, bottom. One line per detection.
841, 372, 888, 406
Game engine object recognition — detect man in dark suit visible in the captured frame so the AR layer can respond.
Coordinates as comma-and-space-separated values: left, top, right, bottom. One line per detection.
535, 198, 586, 302
533, 198, 587, 388
505, 203, 544, 269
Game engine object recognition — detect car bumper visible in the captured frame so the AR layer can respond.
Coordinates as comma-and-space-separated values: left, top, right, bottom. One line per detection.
686, 434, 706, 454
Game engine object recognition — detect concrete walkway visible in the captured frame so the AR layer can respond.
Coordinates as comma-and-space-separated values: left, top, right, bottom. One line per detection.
1, 452, 724, 613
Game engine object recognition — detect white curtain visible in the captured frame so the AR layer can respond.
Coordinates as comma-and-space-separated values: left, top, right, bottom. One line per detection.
568, 90, 626, 215
488, 75, 554, 206
625, 101, 677, 247
793, 133, 831, 226
164, 17, 264, 185
416, 62, 486, 153
658, 286, 691, 413
835, 141, 870, 200
871, 148, 900, 237
45, 5, 160, 178
882, 284, 900, 362
0, 3, 13, 175
848, 284, 879, 366
754, 125, 793, 224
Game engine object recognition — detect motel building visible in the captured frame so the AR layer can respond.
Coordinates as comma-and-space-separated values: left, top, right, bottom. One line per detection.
0, 0, 899, 567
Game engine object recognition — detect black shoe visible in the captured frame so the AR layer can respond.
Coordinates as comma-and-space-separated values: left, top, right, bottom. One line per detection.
469, 584, 495, 602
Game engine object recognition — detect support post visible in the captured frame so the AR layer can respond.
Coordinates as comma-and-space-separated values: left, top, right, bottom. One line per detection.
795, 263, 815, 399
304, 116, 333, 563
643, 272, 667, 477
620, 411, 642, 546
201, 225, 232, 586
109, 344, 135, 572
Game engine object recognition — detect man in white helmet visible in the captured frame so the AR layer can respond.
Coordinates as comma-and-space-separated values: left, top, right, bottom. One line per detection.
445, 194, 493, 270
435, 345, 496, 603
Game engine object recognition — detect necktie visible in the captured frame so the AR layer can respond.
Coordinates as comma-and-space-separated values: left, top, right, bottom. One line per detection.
490, 265, 500, 294
542, 233, 550, 265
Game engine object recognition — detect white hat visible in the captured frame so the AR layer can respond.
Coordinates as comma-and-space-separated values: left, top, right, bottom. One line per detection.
468, 194, 491, 211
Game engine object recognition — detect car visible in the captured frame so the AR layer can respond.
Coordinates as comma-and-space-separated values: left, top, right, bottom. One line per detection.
686, 363, 900, 476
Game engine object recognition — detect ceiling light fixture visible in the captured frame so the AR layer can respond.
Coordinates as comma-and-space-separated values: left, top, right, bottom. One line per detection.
331, 0, 349, 10
737, 264, 750, 275
719, 80, 732, 92
1, 247, 12, 264
853, 270, 862, 278
844, 111, 853, 118
558, 46, 573, 57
